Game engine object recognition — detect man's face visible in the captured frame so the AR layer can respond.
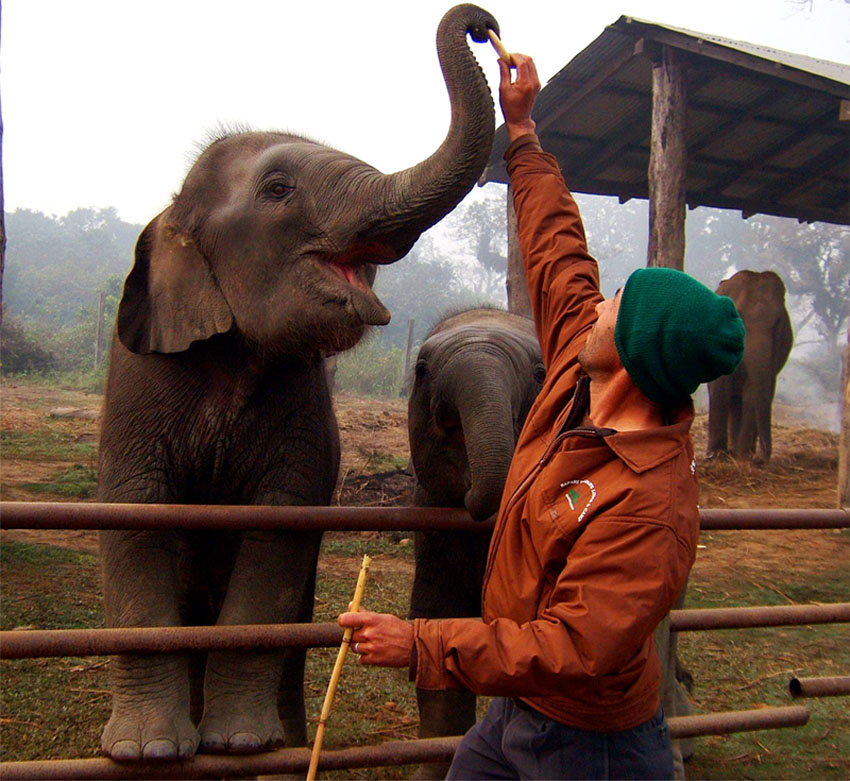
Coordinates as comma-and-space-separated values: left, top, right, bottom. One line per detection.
577, 289, 622, 375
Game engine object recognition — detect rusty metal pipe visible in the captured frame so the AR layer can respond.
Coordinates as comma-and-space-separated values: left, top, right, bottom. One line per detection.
3, 604, 848, 659
0, 707, 809, 780
0, 623, 343, 659
670, 603, 850, 631
789, 675, 850, 698
668, 705, 808, 739
697, 508, 849, 530
1, 502, 847, 531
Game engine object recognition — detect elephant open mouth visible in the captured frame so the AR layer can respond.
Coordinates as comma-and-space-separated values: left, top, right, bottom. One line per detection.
314, 247, 394, 327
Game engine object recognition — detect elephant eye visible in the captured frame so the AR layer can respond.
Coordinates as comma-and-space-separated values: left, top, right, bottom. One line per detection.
262, 179, 295, 201
533, 363, 546, 384
414, 361, 428, 383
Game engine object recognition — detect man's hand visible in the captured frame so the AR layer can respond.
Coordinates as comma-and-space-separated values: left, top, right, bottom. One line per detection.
499, 53, 541, 141
338, 610, 414, 668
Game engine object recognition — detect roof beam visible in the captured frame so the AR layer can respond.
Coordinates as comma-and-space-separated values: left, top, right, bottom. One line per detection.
534, 42, 637, 136
750, 137, 850, 208
701, 104, 839, 200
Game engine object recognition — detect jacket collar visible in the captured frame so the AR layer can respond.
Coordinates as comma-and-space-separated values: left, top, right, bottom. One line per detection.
605, 402, 695, 474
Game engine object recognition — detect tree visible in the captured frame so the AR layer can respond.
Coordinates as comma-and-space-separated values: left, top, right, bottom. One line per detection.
372, 234, 467, 351
747, 216, 849, 368
445, 189, 509, 304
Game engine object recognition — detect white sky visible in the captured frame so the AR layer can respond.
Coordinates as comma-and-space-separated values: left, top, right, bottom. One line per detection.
2, 0, 848, 226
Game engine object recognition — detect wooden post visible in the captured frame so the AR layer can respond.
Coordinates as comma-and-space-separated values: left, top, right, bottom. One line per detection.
839, 322, 849, 507
94, 290, 106, 369
506, 186, 532, 317
647, 45, 687, 270
400, 318, 416, 397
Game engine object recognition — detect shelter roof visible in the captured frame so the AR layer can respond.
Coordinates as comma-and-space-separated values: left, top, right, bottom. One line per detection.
481, 16, 850, 225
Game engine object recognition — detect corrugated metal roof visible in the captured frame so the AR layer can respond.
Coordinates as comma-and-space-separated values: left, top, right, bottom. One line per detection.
629, 18, 850, 87
482, 16, 850, 225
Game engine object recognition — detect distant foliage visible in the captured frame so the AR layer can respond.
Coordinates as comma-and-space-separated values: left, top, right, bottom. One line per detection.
0, 311, 56, 374
335, 338, 406, 398
2, 208, 137, 372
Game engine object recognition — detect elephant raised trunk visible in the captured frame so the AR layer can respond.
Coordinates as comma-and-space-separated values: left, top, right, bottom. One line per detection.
366, 4, 497, 259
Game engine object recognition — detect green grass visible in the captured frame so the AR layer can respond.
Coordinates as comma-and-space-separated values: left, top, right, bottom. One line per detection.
321, 531, 416, 559
20, 464, 98, 499
358, 451, 409, 473
0, 430, 95, 462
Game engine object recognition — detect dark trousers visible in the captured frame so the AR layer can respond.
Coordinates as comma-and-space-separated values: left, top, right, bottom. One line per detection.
446, 697, 673, 780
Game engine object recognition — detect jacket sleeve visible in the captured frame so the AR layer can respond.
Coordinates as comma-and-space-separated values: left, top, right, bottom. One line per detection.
505, 136, 602, 370
412, 518, 693, 695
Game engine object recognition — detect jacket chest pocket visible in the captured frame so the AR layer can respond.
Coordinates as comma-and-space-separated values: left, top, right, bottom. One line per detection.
524, 453, 597, 578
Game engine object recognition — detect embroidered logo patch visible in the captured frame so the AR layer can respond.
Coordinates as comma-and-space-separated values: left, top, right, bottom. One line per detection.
559, 479, 597, 524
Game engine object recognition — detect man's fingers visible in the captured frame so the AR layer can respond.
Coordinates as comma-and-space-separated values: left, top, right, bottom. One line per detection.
338, 609, 371, 627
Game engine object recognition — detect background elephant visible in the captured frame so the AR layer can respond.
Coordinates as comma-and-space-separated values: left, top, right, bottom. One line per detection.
95, 4, 500, 762
707, 269, 793, 462
406, 307, 545, 778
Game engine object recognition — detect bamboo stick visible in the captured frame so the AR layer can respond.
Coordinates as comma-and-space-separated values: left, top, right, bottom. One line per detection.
306, 554, 372, 781
488, 29, 514, 65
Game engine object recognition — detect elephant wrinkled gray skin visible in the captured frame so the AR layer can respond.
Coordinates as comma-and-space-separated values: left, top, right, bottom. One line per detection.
96, 4, 499, 761
707, 270, 793, 463
406, 308, 545, 778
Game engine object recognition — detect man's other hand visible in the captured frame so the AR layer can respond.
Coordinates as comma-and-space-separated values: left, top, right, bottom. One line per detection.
338, 609, 414, 668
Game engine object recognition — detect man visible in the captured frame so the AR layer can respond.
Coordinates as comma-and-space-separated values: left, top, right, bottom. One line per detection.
339, 53, 745, 779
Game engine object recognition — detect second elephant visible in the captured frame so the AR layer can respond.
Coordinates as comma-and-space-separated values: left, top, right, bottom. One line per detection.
708, 269, 793, 462
407, 307, 544, 777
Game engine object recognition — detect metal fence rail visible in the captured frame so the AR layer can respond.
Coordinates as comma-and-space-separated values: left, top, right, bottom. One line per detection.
789, 675, 850, 698
1, 502, 848, 532
0, 707, 811, 781
2, 603, 848, 659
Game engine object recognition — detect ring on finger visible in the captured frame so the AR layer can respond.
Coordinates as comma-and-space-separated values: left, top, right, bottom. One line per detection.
354, 642, 360, 654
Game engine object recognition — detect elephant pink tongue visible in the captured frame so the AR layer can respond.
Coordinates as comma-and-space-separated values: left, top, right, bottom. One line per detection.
330, 261, 366, 290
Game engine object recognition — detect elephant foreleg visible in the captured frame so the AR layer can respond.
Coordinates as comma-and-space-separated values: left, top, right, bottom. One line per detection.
99, 529, 199, 761
706, 377, 730, 456
410, 522, 489, 777
199, 529, 322, 754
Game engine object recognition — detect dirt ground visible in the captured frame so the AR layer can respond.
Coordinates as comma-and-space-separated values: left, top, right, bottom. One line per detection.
0, 384, 845, 579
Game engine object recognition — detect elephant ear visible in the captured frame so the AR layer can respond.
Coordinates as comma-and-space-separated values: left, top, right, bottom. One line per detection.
117, 211, 233, 354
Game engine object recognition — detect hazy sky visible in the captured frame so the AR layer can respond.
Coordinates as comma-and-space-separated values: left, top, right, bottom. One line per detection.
2, 0, 848, 226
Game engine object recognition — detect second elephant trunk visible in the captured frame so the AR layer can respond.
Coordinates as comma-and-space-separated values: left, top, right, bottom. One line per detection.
446, 364, 517, 521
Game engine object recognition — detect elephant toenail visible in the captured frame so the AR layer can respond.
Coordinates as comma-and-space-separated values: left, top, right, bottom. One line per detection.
142, 738, 178, 761
228, 732, 263, 753
200, 733, 227, 753
178, 739, 197, 759
109, 740, 141, 761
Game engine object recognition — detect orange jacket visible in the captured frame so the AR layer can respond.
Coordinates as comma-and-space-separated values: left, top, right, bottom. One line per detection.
412, 136, 699, 732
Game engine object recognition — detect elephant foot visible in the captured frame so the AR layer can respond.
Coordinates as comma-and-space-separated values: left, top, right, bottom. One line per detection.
198, 704, 285, 754
100, 709, 199, 761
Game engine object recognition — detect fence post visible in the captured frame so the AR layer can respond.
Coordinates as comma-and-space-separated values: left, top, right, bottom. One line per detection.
94, 290, 106, 369
400, 318, 415, 397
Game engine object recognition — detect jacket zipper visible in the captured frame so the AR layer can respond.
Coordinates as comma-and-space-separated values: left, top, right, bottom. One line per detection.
481, 425, 610, 588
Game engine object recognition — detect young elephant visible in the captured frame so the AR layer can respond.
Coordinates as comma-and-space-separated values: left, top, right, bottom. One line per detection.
406, 308, 544, 776
96, 5, 500, 761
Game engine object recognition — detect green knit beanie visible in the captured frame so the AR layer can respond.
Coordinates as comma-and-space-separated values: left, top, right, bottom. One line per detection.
614, 268, 745, 405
